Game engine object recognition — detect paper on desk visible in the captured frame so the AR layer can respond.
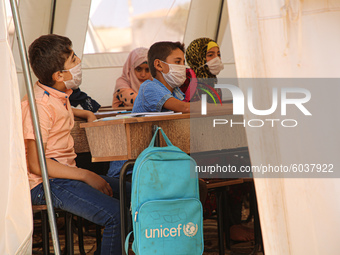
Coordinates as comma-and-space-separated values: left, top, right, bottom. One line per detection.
94, 110, 129, 115
116, 111, 182, 117
94, 111, 182, 121
94, 115, 133, 122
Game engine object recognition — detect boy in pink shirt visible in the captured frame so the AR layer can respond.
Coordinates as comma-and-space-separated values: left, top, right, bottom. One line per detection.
22, 34, 127, 255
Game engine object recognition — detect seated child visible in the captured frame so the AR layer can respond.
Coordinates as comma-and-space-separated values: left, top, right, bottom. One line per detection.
108, 48, 150, 178
184, 37, 224, 103
22, 34, 128, 255
132, 41, 190, 113
112, 47, 151, 107
107, 42, 190, 179
131, 41, 207, 204
132, 40, 230, 113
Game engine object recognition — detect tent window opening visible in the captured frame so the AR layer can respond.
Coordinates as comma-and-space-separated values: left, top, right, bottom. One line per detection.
4, 0, 16, 46
84, 0, 192, 54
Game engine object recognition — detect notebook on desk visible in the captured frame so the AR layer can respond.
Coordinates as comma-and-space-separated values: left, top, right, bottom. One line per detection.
94, 110, 131, 116
94, 111, 182, 122
116, 111, 182, 118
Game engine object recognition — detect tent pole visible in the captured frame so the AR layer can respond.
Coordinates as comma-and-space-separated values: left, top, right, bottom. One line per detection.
9, 1, 61, 255
215, 0, 225, 41
49, 0, 56, 34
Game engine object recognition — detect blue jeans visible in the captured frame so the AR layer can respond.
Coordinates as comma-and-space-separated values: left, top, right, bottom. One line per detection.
31, 176, 130, 255
107, 160, 133, 178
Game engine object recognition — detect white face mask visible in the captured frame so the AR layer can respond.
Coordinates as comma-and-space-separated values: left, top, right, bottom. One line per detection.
63, 62, 82, 89
206, 57, 224, 75
160, 61, 187, 88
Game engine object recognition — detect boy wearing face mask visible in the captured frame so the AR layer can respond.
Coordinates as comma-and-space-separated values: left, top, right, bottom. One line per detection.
132, 41, 192, 113
131, 41, 209, 206
21, 34, 129, 255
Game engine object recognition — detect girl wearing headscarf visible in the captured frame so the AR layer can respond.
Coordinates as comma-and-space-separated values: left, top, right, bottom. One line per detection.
112, 47, 151, 107
184, 37, 224, 103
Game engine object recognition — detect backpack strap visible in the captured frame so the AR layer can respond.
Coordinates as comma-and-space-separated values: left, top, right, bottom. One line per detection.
148, 127, 173, 147
125, 231, 133, 254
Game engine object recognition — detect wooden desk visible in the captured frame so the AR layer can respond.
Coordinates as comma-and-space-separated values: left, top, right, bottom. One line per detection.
71, 110, 132, 153
80, 108, 248, 162
71, 119, 90, 154
98, 106, 133, 112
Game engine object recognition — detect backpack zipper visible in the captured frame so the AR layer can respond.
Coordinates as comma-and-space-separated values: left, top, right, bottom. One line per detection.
134, 211, 138, 222
134, 197, 202, 222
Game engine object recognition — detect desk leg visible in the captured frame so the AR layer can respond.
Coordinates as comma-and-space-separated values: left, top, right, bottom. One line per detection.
65, 212, 74, 255
152, 125, 160, 147
222, 189, 231, 251
41, 210, 50, 255
119, 160, 135, 255
216, 189, 225, 255
251, 181, 262, 254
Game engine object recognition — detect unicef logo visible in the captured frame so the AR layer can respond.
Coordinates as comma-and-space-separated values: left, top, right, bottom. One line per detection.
183, 222, 198, 237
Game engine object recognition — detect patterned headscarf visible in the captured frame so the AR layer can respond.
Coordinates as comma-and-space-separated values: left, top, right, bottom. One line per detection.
185, 38, 222, 103
186, 37, 218, 79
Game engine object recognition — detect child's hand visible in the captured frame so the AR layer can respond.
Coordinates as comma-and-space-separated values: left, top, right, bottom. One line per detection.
83, 170, 113, 196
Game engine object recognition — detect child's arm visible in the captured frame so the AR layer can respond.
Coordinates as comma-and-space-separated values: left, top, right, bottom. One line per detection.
26, 139, 113, 196
163, 97, 191, 113
72, 108, 97, 122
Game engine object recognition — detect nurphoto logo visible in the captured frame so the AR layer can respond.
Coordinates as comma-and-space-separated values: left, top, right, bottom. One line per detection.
201, 84, 312, 128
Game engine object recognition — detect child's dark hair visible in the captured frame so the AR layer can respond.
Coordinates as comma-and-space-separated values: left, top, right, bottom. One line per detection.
148, 41, 185, 77
28, 34, 73, 86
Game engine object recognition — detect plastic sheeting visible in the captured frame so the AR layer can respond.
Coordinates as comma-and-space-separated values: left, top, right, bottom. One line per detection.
0, 0, 33, 254
227, 0, 340, 254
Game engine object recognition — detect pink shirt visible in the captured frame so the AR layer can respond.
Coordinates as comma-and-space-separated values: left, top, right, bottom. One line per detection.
21, 82, 76, 189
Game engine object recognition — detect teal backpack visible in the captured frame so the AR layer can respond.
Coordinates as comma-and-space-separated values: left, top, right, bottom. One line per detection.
125, 127, 204, 255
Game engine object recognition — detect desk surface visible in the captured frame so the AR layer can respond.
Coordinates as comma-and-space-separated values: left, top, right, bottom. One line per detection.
82, 112, 192, 127
79, 107, 248, 162
98, 106, 133, 112
80, 106, 235, 127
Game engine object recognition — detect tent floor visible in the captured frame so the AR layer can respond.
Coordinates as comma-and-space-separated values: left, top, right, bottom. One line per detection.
32, 216, 263, 255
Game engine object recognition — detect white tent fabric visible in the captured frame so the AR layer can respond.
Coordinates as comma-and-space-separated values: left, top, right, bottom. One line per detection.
12, 0, 91, 100
12, 0, 234, 106
5, 0, 340, 253
0, 0, 33, 254
81, 0, 227, 107
53, 0, 91, 60
227, 0, 340, 254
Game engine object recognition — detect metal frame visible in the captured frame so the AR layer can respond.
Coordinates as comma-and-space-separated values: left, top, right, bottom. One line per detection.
49, 0, 57, 34
9, 0, 61, 254
119, 160, 135, 255
215, 0, 225, 41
